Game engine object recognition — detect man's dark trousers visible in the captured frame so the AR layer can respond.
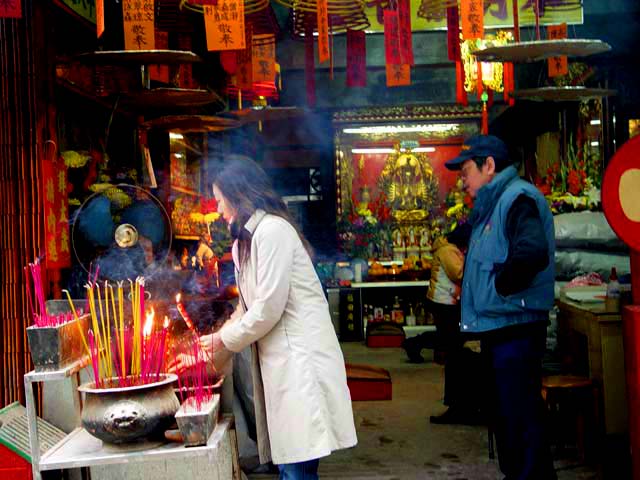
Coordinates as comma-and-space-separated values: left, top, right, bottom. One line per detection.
484, 322, 556, 480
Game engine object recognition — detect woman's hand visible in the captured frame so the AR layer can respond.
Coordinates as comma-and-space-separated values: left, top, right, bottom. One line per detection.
167, 353, 201, 374
199, 332, 225, 356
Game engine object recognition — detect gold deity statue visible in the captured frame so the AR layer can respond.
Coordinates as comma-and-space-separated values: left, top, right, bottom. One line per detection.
379, 148, 438, 222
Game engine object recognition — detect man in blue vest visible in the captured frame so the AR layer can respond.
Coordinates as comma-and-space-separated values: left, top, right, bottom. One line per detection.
445, 135, 556, 480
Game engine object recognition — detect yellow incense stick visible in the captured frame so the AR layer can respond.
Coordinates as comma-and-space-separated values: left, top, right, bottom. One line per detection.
103, 282, 112, 378
96, 284, 110, 378
87, 286, 104, 379
118, 282, 125, 377
62, 289, 89, 355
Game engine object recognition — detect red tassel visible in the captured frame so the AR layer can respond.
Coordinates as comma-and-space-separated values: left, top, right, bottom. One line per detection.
512, 0, 520, 42
305, 25, 316, 107
481, 102, 489, 135
503, 62, 515, 106
477, 61, 484, 100
455, 60, 467, 106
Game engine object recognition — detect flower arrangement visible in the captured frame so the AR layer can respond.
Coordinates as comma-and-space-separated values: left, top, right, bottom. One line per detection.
338, 193, 392, 260
535, 137, 601, 214
443, 178, 472, 232
189, 198, 231, 258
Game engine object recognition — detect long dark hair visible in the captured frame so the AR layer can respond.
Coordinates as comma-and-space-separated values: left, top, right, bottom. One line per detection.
213, 155, 313, 267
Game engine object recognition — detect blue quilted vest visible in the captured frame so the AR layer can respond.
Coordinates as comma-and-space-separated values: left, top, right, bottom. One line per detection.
460, 166, 555, 333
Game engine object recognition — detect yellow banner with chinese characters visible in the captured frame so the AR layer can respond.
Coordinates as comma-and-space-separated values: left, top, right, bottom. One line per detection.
122, 0, 155, 50
252, 34, 276, 83
365, 0, 582, 33
204, 0, 246, 51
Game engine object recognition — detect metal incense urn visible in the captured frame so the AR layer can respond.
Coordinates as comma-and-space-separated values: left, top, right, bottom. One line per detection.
78, 374, 180, 444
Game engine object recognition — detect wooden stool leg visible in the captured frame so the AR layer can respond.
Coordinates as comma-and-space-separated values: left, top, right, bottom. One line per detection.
228, 416, 242, 480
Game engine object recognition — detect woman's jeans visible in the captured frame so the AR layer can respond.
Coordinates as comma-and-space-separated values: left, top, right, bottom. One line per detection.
277, 459, 320, 480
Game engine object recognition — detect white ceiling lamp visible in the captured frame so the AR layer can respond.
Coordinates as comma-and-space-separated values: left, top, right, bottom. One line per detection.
343, 124, 460, 135
351, 147, 436, 154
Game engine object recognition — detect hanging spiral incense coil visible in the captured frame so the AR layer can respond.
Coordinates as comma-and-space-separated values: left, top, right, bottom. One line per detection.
278, 0, 369, 37
180, 0, 280, 41
181, 0, 269, 18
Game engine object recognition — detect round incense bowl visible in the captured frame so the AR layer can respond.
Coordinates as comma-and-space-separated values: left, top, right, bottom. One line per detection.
78, 374, 179, 444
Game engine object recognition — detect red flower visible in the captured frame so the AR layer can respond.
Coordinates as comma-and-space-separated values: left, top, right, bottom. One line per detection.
538, 183, 552, 196
567, 170, 583, 195
200, 197, 218, 213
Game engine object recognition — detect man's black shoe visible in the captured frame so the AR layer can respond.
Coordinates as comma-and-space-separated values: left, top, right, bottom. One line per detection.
402, 339, 424, 363
430, 408, 484, 425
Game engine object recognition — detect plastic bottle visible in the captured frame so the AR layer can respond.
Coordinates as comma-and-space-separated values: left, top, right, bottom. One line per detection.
606, 267, 621, 311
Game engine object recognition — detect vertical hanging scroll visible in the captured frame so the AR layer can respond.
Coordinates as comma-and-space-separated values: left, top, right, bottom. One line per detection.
237, 31, 253, 91
317, 0, 330, 63
397, 0, 413, 66
384, 10, 409, 87
252, 34, 276, 83
346, 29, 366, 88
547, 23, 568, 78
204, 0, 246, 51
42, 155, 71, 269
460, 0, 483, 40
0, 0, 21, 17
305, 25, 317, 107
123, 0, 155, 50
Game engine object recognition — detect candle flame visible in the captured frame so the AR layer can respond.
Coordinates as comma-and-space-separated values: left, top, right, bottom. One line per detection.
163, 315, 170, 329
144, 308, 155, 338
176, 293, 181, 304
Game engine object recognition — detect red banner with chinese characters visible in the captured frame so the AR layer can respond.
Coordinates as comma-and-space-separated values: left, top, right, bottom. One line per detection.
252, 34, 276, 83
237, 31, 253, 90
547, 23, 568, 77
204, 0, 246, 51
384, 10, 401, 65
446, 5, 460, 61
386, 63, 410, 87
305, 25, 316, 107
122, 0, 155, 50
397, 0, 413, 65
316, 0, 330, 63
178, 34, 197, 88
150, 30, 170, 83
460, 0, 484, 40
42, 157, 71, 269
346, 29, 367, 87
96, 0, 104, 37
0, 0, 21, 18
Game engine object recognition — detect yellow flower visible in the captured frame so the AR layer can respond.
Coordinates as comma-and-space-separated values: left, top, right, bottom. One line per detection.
190, 212, 205, 223
204, 212, 221, 223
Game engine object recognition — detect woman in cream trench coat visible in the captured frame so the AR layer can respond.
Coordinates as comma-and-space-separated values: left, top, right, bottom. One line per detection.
197, 157, 357, 476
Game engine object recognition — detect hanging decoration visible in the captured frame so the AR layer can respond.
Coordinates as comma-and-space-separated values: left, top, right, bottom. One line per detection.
203, 0, 247, 51
42, 145, 71, 270
317, 0, 330, 63
460, 0, 484, 40
384, 9, 410, 87
237, 29, 254, 90
150, 31, 170, 83
122, 0, 155, 50
0, 0, 21, 17
397, 0, 414, 66
251, 34, 276, 83
460, 30, 513, 93
285, 0, 370, 38
305, 24, 317, 107
97, 0, 105, 37
547, 23, 569, 77
446, 5, 467, 105
346, 29, 367, 87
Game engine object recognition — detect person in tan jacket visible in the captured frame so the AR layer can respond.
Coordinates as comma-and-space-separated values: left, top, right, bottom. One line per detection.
403, 224, 482, 424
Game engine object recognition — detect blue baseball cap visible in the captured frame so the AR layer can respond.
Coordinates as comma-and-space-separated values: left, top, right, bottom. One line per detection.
445, 135, 510, 171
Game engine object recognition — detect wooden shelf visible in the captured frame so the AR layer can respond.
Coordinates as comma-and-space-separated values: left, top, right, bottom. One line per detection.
120, 88, 223, 109
174, 235, 200, 241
